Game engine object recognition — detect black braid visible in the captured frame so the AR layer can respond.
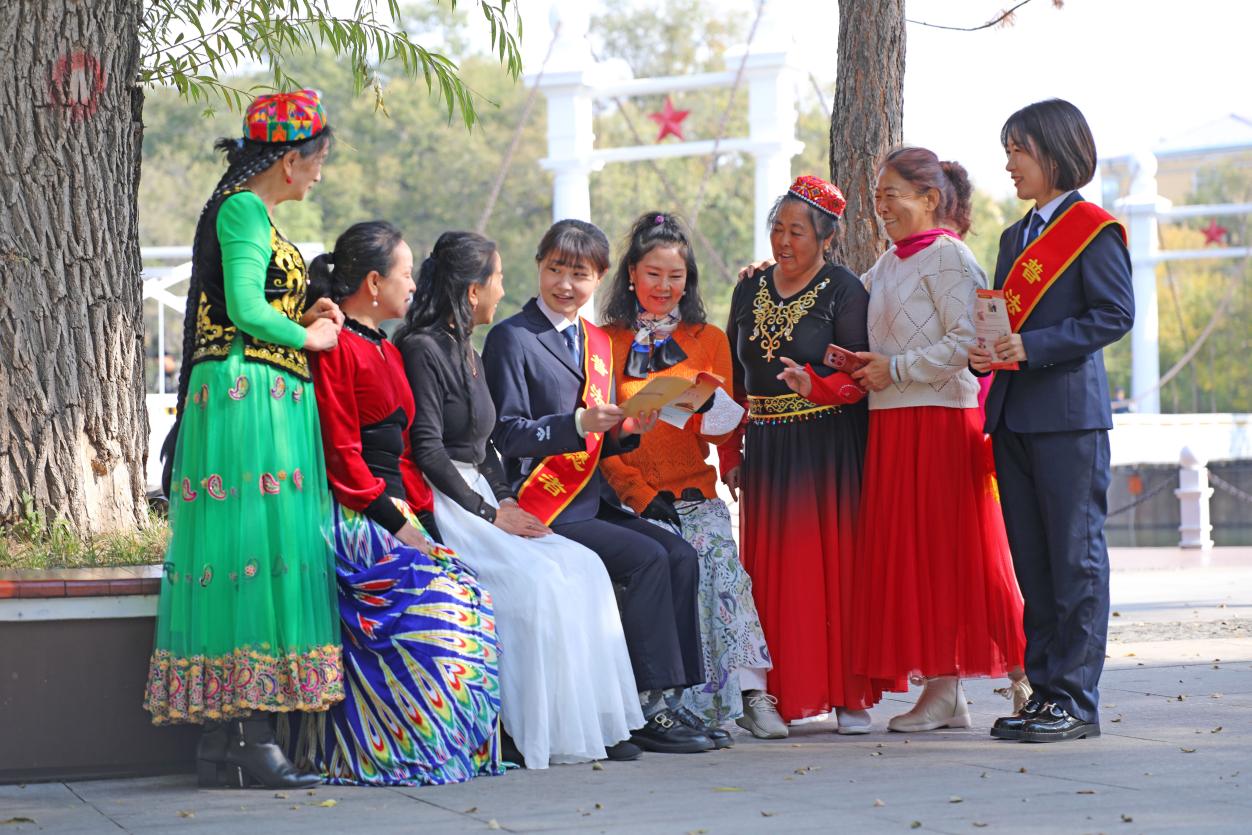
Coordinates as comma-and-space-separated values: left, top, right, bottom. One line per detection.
160, 130, 333, 495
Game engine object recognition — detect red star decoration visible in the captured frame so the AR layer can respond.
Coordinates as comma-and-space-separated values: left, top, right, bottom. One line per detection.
1202, 219, 1228, 246
648, 97, 690, 143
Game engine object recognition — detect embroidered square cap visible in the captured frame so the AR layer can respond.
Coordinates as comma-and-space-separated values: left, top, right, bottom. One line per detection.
788, 175, 846, 218
244, 89, 328, 144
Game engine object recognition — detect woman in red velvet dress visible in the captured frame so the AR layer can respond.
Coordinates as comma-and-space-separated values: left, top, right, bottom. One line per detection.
720, 176, 890, 731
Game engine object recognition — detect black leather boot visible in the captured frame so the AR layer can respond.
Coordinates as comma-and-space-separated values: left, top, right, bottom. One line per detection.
221, 714, 322, 789
195, 721, 229, 787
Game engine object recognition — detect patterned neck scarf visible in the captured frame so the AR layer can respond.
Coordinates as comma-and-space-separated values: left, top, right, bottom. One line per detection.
626, 306, 687, 378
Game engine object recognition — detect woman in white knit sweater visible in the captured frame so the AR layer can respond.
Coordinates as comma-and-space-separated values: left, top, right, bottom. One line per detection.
834, 147, 1027, 732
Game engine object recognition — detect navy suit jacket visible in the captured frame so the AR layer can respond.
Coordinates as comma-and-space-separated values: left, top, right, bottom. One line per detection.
482, 298, 639, 524
983, 192, 1134, 434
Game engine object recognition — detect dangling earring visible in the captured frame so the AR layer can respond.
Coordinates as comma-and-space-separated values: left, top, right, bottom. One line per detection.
285, 175, 293, 184
371, 296, 379, 307
628, 283, 635, 291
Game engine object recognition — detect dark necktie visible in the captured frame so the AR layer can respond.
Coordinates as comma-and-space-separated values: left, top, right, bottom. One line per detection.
1022, 212, 1045, 250
562, 323, 580, 365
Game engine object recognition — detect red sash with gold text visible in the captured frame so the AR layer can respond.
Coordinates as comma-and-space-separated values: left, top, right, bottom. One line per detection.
516, 319, 614, 525
1002, 202, 1126, 332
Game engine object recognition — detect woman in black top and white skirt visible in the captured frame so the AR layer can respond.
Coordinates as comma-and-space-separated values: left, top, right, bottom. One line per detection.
394, 231, 643, 769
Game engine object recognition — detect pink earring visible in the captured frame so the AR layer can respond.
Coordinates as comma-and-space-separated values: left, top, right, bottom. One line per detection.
285, 175, 293, 184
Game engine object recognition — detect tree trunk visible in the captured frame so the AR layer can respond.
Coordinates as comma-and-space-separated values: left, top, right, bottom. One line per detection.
829, 0, 905, 274
0, 0, 147, 533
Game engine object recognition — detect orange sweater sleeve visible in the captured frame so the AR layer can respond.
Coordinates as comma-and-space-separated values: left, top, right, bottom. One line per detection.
690, 324, 737, 446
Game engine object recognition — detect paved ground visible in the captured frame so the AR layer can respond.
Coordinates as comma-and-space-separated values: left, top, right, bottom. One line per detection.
3, 548, 1249, 834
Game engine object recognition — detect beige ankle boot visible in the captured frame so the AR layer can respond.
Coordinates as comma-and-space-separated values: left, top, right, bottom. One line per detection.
887, 676, 971, 732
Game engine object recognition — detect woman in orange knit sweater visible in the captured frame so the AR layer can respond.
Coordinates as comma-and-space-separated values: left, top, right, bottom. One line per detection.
600, 213, 781, 739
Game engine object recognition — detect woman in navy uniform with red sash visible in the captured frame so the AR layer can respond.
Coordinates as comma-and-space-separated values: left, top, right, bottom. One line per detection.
969, 99, 1134, 743
483, 220, 717, 755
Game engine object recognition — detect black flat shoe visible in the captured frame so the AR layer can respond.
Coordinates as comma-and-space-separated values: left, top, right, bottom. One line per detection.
1020, 704, 1100, 743
674, 706, 733, 749
629, 709, 715, 754
605, 740, 642, 761
499, 731, 526, 768
989, 698, 1047, 741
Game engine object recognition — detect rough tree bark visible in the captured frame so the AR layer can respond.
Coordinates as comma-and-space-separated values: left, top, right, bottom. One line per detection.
829, 0, 906, 274
0, 0, 148, 533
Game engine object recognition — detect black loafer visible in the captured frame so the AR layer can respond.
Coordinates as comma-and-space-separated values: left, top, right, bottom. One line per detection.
989, 698, 1046, 741
630, 709, 715, 754
605, 740, 642, 761
674, 706, 733, 749
1021, 704, 1100, 743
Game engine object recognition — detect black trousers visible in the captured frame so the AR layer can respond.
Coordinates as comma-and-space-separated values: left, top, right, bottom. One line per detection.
993, 427, 1111, 723
553, 503, 705, 692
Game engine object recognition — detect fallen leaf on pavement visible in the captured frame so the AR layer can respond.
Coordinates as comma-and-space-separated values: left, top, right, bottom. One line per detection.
1122, 814, 1134, 823
910, 822, 922, 829
594, 803, 603, 810
177, 811, 194, 818
318, 800, 337, 808
973, 823, 989, 829
1211, 693, 1224, 699
591, 762, 605, 771
1018, 767, 1028, 773
1212, 727, 1223, 734
464, 807, 478, 814
1181, 748, 1197, 754
760, 811, 776, 817
1, 820, 37, 827
713, 787, 744, 792
1077, 789, 1096, 795
273, 793, 287, 800
873, 799, 885, 807
487, 820, 501, 830
949, 796, 963, 803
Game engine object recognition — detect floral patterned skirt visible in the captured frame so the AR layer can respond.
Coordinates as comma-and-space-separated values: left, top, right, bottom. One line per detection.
144, 341, 343, 724
649, 498, 772, 724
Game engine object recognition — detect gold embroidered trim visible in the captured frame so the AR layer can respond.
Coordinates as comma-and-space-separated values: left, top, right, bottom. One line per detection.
747, 393, 840, 423
749, 274, 830, 362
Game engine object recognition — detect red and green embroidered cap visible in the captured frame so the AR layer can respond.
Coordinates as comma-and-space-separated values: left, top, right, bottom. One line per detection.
788, 175, 846, 218
244, 90, 328, 144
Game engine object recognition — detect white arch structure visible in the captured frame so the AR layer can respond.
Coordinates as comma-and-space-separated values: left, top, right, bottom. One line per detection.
533, 0, 803, 264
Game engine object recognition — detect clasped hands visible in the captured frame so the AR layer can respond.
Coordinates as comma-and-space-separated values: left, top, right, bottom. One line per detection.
968, 334, 1028, 373
301, 297, 345, 352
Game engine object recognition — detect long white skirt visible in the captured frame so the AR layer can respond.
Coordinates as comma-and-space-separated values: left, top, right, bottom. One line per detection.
432, 462, 643, 768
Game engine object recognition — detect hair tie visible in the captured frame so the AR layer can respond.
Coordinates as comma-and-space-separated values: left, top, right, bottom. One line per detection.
325, 252, 335, 266
234, 138, 245, 150
654, 214, 665, 225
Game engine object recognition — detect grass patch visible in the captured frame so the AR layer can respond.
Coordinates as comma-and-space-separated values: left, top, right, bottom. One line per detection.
0, 493, 168, 570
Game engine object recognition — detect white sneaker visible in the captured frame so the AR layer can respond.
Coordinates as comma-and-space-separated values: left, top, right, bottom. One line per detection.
736, 691, 789, 739
887, 676, 971, 733
835, 707, 872, 735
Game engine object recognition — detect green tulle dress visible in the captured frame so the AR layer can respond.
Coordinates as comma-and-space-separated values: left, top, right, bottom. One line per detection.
144, 190, 343, 724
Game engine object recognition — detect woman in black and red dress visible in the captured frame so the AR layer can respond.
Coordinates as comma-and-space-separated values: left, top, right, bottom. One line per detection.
720, 176, 893, 730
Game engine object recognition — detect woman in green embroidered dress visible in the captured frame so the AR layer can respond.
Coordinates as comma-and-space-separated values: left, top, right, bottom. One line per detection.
144, 91, 346, 789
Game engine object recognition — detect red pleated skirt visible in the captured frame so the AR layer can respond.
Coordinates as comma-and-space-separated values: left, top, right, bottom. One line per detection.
851, 406, 1025, 683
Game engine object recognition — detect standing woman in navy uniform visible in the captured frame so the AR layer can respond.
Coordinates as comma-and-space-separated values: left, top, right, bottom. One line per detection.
969, 99, 1134, 743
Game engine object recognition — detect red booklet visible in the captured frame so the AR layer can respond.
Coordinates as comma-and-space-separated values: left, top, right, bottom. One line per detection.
823, 343, 867, 372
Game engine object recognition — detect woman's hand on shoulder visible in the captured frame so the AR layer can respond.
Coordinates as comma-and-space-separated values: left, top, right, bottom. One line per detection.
775, 357, 812, 398
304, 316, 342, 352
737, 259, 775, 283
301, 297, 344, 328
494, 499, 551, 538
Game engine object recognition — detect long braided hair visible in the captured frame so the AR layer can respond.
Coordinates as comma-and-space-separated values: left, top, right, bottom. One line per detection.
159, 131, 333, 497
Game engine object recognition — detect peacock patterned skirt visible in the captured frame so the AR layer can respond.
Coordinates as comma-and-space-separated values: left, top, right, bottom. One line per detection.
144, 341, 343, 724
287, 500, 504, 786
